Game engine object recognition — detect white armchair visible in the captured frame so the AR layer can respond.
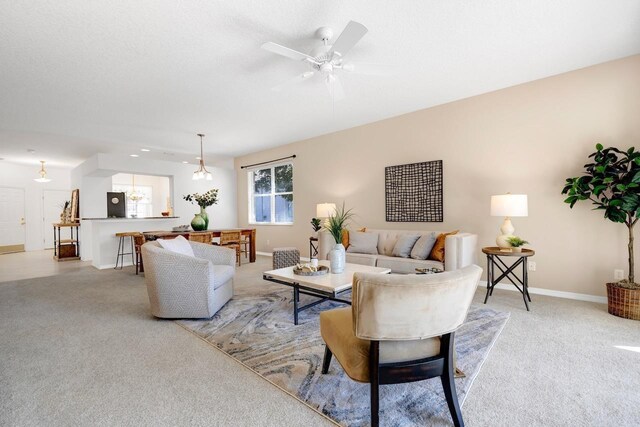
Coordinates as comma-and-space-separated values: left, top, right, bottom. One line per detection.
141, 241, 236, 319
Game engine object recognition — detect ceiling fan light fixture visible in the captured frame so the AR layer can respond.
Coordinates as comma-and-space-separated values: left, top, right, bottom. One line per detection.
34, 160, 51, 183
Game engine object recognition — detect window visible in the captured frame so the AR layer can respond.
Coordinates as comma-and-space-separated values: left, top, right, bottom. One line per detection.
248, 163, 293, 224
112, 184, 153, 218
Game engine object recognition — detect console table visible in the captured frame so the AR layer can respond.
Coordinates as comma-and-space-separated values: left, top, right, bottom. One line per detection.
482, 246, 535, 311
53, 223, 80, 261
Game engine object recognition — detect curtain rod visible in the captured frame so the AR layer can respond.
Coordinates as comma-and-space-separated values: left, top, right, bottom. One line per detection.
240, 155, 296, 169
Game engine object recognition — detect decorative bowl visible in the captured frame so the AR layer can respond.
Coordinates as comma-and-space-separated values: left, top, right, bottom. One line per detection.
293, 265, 329, 276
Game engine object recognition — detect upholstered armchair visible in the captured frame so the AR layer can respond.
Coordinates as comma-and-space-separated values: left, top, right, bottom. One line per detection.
141, 241, 236, 319
320, 265, 482, 427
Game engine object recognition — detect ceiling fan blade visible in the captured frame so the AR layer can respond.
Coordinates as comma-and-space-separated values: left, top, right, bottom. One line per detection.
261, 42, 316, 62
325, 75, 345, 101
341, 62, 396, 76
329, 21, 368, 58
271, 72, 315, 92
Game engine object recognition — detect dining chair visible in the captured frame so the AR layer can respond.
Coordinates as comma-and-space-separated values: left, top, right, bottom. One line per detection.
189, 232, 213, 245
134, 233, 146, 275
219, 230, 242, 266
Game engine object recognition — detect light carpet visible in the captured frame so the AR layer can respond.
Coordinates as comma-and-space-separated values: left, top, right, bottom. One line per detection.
178, 286, 509, 426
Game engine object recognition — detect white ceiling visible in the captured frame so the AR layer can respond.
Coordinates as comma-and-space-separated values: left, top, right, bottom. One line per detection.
1, 0, 639, 167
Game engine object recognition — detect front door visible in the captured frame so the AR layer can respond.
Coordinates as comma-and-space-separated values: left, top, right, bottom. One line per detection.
0, 187, 26, 254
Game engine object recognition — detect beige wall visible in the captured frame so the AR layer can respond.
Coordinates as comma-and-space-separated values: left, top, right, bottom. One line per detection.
235, 55, 640, 297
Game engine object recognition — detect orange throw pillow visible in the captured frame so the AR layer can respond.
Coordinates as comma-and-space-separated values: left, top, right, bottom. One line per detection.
341, 230, 350, 249
428, 230, 459, 262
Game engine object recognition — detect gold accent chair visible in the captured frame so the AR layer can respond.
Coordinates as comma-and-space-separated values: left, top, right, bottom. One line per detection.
320, 265, 482, 427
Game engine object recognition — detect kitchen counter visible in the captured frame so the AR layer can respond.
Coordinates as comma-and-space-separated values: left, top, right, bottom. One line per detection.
82, 216, 179, 221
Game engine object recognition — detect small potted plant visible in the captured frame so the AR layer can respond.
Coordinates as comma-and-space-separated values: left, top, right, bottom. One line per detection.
322, 203, 354, 274
562, 144, 640, 320
310, 218, 321, 238
505, 236, 529, 253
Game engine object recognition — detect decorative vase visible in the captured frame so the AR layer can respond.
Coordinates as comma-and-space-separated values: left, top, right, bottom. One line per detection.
328, 243, 346, 274
199, 206, 209, 230
512, 247, 522, 253
191, 213, 207, 231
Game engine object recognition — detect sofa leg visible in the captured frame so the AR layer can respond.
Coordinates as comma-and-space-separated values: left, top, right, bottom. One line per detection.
370, 341, 380, 427
441, 333, 464, 427
321, 346, 332, 374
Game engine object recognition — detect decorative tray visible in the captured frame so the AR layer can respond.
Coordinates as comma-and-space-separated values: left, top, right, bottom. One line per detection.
293, 265, 329, 276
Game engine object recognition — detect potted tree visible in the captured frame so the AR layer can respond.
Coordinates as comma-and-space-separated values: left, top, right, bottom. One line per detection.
562, 144, 640, 320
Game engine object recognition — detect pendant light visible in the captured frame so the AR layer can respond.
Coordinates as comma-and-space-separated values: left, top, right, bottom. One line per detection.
193, 133, 213, 181
34, 160, 51, 183
128, 174, 143, 202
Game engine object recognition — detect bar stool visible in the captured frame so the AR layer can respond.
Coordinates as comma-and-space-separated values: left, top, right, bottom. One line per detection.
115, 232, 141, 270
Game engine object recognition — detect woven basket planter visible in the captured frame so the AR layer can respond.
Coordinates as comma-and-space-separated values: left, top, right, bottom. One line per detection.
606, 282, 640, 320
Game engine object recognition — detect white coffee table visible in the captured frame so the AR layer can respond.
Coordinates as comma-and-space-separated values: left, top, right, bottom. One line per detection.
263, 260, 391, 325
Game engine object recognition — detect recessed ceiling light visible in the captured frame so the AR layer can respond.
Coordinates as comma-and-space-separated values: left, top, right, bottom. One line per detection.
130, 154, 139, 158
140, 148, 150, 152
182, 161, 189, 164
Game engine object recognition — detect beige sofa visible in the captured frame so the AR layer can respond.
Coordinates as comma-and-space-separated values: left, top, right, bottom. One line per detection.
317, 229, 477, 273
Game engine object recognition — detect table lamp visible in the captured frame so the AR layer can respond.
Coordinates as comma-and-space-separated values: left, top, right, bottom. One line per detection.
316, 203, 337, 219
490, 194, 528, 249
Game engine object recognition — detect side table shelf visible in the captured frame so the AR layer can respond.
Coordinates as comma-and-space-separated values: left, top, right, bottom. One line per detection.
53, 223, 80, 262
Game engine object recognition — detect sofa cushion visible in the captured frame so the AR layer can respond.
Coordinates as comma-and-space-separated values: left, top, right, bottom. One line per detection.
157, 235, 194, 258
345, 253, 378, 267
347, 231, 378, 255
411, 232, 437, 260
429, 230, 459, 262
392, 234, 421, 258
376, 255, 444, 274
211, 265, 234, 289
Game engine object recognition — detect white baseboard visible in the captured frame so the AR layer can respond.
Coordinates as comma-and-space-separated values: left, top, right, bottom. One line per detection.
478, 280, 607, 304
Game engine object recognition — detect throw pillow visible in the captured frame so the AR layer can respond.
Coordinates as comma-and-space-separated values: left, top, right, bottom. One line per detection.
341, 227, 367, 249
391, 234, 421, 258
410, 232, 438, 260
428, 230, 459, 262
157, 235, 195, 258
342, 230, 350, 249
346, 231, 379, 255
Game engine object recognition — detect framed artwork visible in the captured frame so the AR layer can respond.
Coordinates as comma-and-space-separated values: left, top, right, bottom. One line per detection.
385, 160, 443, 222
70, 189, 80, 222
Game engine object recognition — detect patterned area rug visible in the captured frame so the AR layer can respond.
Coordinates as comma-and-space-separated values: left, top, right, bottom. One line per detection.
178, 287, 509, 426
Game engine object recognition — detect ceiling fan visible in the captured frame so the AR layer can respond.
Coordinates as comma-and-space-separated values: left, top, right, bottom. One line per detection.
262, 21, 385, 101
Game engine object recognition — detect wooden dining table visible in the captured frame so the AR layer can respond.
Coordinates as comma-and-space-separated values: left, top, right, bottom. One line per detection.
143, 228, 257, 263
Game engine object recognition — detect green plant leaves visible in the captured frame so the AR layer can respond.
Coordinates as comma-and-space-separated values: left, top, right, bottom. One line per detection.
563, 144, 640, 225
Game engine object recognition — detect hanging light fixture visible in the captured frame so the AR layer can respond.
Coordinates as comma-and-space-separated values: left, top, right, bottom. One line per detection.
128, 174, 144, 203
192, 133, 213, 181
34, 160, 51, 183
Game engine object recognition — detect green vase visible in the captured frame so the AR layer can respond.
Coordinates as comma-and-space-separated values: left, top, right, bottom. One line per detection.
191, 213, 206, 231
199, 206, 209, 230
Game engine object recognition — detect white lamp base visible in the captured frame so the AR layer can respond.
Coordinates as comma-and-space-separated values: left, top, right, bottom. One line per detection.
496, 217, 515, 249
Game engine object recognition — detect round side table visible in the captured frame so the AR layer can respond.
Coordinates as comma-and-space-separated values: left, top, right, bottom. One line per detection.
482, 246, 535, 311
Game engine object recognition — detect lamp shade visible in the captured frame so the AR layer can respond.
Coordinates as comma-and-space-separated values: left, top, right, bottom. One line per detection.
316, 203, 337, 218
491, 194, 528, 217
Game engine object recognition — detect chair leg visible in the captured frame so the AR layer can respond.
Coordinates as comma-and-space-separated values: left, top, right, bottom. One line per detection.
321, 346, 332, 374
114, 236, 123, 269
441, 333, 464, 427
369, 341, 380, 427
